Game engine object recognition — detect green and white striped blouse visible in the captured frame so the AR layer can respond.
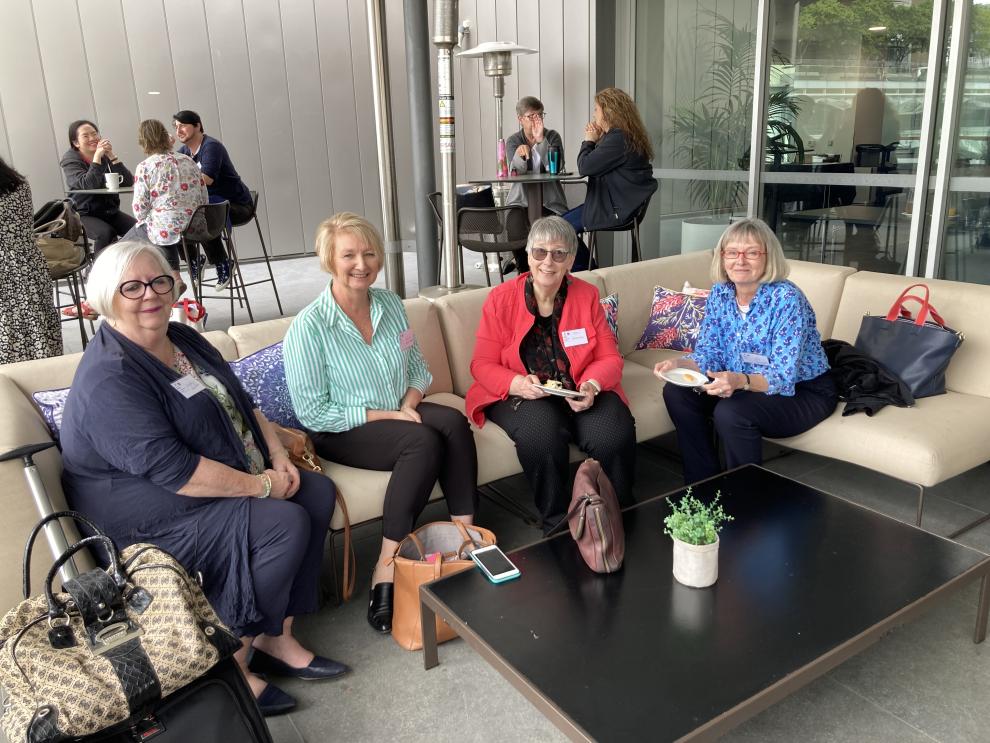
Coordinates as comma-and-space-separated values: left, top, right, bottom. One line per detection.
283, 282, 432, 433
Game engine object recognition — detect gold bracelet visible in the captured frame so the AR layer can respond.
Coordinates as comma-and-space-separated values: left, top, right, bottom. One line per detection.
256, 472, 272, 499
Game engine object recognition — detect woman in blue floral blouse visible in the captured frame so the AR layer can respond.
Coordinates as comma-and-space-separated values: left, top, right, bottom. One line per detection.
654, 218, 837, 484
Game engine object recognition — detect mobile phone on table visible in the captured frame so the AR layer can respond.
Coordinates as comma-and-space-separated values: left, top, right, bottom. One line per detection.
470, 545, 521, 584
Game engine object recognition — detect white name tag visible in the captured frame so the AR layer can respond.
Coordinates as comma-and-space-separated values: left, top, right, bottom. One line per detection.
741, 352, 770, 366
171, 374, 207, 398
561, 328, 589, 347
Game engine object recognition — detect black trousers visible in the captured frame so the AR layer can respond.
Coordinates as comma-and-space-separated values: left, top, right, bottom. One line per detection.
202, 199, 254, 266
83, 212, 137, 253
241, 469, 335, 637
487, 391, 636, 534
310, 402, 478, 541
663, 372, 838, 485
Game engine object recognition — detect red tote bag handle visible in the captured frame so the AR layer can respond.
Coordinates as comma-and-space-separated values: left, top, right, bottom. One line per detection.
885, 283, 946, 327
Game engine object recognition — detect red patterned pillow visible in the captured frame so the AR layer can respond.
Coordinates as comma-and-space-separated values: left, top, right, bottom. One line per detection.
635, 285, 710, 352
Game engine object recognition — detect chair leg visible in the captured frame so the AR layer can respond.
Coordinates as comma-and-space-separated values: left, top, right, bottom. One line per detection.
588, 232, 598, 269
495, 253, 506, 284
482, 254, 492, 287
252, 214, 284, 315
632, 224, 642, 262
224, 231, 255, 325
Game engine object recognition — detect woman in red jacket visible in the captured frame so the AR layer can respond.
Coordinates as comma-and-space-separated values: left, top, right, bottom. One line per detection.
466, 216, 636, 534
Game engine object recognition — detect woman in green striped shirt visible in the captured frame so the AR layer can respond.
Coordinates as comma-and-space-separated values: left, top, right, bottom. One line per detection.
283, 213, 477, 634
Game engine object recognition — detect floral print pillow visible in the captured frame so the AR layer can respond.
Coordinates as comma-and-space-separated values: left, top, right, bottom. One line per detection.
228, 342, 303, 430
635, 285, 710, 352
32, 388, 70, 439
600, 293, 619, 344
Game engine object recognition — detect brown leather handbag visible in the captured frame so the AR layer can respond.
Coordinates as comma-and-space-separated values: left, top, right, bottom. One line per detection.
390, 521, 497, 651
563, 459, 625, 573
272, 424, 356, 601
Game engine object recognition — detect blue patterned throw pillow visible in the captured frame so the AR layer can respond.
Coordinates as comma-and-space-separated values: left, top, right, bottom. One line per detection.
600, 293, 619, 344
228, 342, 303, 430
635, 285, 710, 352
32, 388, 71, 439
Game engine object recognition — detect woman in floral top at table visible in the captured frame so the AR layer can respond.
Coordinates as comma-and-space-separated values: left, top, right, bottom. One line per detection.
130, 119, 207, 287
654, 218, 838, 485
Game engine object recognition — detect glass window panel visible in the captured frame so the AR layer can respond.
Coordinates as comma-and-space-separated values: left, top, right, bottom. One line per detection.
764, 0, 934, 273
636, 1, 757, 257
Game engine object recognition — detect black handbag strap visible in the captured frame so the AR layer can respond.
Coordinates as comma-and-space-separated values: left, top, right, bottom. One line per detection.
44, 536, 125, 618
23, 510, 111, 598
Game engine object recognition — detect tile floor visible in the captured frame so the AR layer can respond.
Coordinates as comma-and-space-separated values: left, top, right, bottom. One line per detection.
55, 252, 990, 742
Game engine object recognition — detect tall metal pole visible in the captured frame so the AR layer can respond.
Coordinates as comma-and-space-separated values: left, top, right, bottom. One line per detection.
403, 0, 439, 289
422, 0, 478, 299
367, 0, 405, 296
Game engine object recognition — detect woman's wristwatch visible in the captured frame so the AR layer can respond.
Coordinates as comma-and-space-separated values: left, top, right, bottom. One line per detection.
741, 373, 751, 392
256, 472, 272, 498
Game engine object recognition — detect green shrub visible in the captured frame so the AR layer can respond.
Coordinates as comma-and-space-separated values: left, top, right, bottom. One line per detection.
663, 488, 733, 546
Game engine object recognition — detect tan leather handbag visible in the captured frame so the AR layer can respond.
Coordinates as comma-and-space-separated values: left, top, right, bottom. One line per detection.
390, 521, 496, 651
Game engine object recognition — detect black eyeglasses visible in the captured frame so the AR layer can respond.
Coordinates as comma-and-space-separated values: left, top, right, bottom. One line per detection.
530, 247, 572, 263
119, 275, 175, 299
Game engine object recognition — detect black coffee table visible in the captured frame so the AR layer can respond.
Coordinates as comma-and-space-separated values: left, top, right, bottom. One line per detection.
420, 465, 990, 742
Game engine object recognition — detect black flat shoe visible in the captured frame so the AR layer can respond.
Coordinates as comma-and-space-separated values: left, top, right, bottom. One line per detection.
256, 683, 296, 717
367, 582, 394, 633
248, 648, 351, 681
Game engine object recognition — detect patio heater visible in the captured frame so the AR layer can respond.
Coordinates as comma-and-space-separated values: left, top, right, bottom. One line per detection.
420, 0, 480, 299
456, 41, 536, 144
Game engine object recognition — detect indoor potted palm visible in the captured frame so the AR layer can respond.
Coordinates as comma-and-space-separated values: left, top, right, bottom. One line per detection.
663, 489, 733, 588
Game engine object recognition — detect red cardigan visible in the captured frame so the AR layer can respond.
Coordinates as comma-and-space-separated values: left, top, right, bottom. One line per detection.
466, 274, 628, 427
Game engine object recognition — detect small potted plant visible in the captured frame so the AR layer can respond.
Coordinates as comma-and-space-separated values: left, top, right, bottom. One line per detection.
663, 488, 733, 588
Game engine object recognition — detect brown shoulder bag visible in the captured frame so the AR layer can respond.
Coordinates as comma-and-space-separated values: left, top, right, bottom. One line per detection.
561, 459, 625, 574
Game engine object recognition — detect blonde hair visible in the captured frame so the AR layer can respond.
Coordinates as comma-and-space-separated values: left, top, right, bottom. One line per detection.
314, 212, 384, 275
85, 241, 176, 318
710, 217, 790, 284
137, 119, 172, 155
595, 87, 653, 161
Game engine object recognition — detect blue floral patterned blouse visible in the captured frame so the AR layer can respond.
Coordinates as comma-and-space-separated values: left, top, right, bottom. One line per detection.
687, 281, 829, 396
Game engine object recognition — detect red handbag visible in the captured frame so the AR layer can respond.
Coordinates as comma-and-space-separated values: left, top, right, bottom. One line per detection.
561, 459, 625, 573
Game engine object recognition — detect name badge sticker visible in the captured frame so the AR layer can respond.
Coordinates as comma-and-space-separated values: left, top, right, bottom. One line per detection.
561, 328, 589, 347
171, 374, 207, 399
399, 329, 415, 351
741, 352, 770, 366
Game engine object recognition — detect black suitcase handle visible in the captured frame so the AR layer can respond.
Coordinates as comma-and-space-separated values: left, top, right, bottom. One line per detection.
0, 441, 56, 464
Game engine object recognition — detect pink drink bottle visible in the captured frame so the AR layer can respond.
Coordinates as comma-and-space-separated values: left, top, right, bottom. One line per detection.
497, 138, 508, 178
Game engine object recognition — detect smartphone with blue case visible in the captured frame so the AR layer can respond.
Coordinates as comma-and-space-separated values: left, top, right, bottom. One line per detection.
470, 544, 521, 584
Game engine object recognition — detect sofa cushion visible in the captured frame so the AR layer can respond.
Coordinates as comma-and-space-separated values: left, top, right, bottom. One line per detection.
228, 317, 294, 358
202, 330, 239, 361
404, 298, 453, 395
635, 285, 709, 352
830, 271, 990, 398
785, 260, 856, 339
32, 388, 70, 439
325, 461, 443, 530
434, 287, 493, 397
770, 391, 990, 487
592, 251, 714, 355
621, 362, 675, 442
228, 342, 302, 429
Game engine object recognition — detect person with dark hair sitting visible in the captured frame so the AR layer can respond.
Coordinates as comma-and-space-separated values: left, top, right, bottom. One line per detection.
0, 156, 62, 363
60, 119, 136, 252
60, 241, 347, 716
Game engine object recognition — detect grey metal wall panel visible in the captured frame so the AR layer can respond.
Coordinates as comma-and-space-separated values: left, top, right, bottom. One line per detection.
455, 0, 482, 182
202, 0, 266, 259
243, 0, 303, 257
537, 0, 565, 175
516, 5, 542, 104
280, 0, 333, 253
77, 0, 142, 172
563, 1, 591, 165
474, 0, 498, 173
33, 0, 95, 153
121, 0, 180, 126
0, 101, 12, 163
315, 0, 365, 219
163, 0, 222, 138
1, 0, 62, 205
495, 0, 519, 116
386, 0, 417, 240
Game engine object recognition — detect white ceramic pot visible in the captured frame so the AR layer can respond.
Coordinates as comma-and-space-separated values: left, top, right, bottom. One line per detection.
680, 216, 731, 254
671, 535, 719, 588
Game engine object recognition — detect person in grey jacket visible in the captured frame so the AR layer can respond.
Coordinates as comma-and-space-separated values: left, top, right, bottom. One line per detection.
505, 97, 569, 273
60, 119, 135, 253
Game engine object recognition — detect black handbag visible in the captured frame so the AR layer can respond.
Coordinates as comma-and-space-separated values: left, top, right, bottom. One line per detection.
854, 283, 963, 399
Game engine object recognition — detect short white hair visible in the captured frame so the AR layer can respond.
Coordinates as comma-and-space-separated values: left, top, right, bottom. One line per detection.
85, 241, 175, 319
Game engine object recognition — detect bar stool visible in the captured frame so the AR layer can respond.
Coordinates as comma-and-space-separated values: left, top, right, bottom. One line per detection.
587, 195, 653, 267
226, 191, 283, 316
48, 222, 93, 348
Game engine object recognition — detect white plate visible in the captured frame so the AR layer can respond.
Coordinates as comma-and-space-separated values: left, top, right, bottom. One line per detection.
659, 368, 708, 387
534, 384, 587, 399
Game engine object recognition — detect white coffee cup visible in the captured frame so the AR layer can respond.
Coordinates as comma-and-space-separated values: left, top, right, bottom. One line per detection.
104, 173, 123, 191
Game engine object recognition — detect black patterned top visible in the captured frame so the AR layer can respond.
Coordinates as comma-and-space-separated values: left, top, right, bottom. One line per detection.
519, 275, 575, 389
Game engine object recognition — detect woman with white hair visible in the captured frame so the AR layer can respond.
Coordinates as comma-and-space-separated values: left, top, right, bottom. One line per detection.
466, 215, 636, 535
654, 218, 838, 484
59, 241, 347, 717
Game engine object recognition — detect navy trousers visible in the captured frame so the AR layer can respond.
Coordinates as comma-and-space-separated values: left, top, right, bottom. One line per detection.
241, 469, 335, 636
663, 373, 838, 485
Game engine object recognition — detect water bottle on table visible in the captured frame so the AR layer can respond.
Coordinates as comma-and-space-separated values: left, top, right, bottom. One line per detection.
547, 146, 560, 175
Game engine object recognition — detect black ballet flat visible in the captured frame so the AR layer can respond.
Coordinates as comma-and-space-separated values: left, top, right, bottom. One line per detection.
248, 648, 350, 681
256, 683, 296, 717
367, 582, 394, 634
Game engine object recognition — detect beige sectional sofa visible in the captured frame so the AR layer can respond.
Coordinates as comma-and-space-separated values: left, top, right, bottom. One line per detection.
2, 250, 988, 612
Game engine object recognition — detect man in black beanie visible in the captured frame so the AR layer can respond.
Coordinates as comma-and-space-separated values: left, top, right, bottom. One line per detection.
173, 110, 253, 290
